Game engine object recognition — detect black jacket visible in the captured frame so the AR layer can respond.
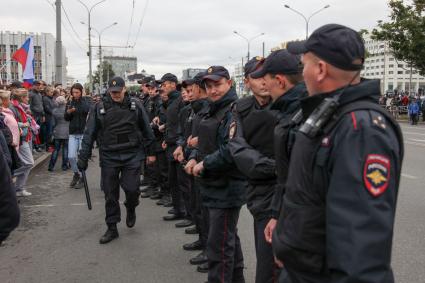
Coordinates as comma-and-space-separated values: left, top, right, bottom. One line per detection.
79, 95, 155, 168
164, 91, 183, 145
0, 145, 20, 243
42, 95, 56, 122
199, 87, 247, 208
272, 79, 403, 283
64, 97, 91, 135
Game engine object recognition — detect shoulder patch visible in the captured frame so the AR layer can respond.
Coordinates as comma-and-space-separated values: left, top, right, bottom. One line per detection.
363, 154, 390, 197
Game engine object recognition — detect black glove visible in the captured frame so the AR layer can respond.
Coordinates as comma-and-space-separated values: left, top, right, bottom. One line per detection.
77, 158, 88, 171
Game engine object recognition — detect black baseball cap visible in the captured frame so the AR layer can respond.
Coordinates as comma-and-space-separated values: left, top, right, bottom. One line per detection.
146, 80, 158, 88
250, 49, 302, 79
108, 76, 125, 92
138, 76, 154, 85
287, 24, 365, 71
182, 71, 207, 88
202, 66, 230, 82
158, 73, 178, 84
244, 56, 264, 78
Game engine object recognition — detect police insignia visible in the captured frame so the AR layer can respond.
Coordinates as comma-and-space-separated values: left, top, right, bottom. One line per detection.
255, 56, 263, 61
363, 154, 390, 197
208, 67, 213, 74
229, 122, 236, 139
112, 81, 117, 86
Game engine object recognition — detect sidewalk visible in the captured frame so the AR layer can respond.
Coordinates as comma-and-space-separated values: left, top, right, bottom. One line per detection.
32, 150, 51, 170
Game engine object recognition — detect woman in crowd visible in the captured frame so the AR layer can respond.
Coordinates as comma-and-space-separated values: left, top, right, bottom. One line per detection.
10, 88, 35, 197
48, 96, 70, 171
64, 83, 90, 189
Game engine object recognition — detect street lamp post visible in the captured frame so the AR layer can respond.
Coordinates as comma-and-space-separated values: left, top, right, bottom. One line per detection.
233, 31, 265, 61
77, 0, 106, 94
283, 4, 330, 39
82, 22, 117, 93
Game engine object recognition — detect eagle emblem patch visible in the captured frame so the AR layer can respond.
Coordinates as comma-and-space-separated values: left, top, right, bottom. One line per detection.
363, 154, 390, 197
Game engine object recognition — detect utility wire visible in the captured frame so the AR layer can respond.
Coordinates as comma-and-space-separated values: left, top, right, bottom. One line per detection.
125, 0, 136, 47
131, 0, 150, 48
61, 2, 85, 42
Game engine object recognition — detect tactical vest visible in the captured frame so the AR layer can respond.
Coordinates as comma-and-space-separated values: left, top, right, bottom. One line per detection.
165, 95, 182, 144
277, 100, 404, 274
235, 96, 277, 158
97, 98, 143, 152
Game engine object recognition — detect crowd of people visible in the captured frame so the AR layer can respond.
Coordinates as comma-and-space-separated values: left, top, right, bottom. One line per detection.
379, 90, 425, 124
1, 23, 404, 283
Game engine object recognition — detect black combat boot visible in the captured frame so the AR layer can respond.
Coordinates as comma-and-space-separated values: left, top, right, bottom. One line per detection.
70, 173, 80, 187
99, 224, 119, 244
126, 206, 136, 228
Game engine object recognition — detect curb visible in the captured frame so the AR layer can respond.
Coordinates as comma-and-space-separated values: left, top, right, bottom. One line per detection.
33, 152, 51, 170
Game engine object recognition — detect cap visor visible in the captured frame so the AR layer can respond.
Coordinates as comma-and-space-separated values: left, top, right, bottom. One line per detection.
287, 40, 308, 54
108, 86, 123, 92
249, 67, 267, 79
202, 75, 223, 82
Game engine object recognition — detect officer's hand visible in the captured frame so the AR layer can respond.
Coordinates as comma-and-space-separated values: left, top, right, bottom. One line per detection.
193, 161, 204, 177
146, 156, 156, 165
77, 158, 88, 171
152, 117, 160, 125
162, 141, 167, 149
274, 256, 284, 268
264, 218, 277, 244
173, 146, 184, 162
158, 124, 165, 132
188, 137, 198, 148
185, 159, 197, 175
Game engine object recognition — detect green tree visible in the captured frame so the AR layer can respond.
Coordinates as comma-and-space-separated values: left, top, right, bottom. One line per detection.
372, 0, 425, 75
93, 61, 115, 87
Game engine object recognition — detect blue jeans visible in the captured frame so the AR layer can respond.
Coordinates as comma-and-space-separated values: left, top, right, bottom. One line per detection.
49, 139, 69, 170
68, 134, 83, 174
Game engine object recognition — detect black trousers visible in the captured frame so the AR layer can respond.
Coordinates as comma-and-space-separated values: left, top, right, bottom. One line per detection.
194, 180, 209, 247
177, 165, 192, 219
207, 207, 245, 283
154, 150, 168, 192
101, 165, 141, 225
254, 216, 280, 283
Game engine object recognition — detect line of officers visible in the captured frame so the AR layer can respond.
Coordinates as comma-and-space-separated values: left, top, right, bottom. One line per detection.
77, 24, 404, 283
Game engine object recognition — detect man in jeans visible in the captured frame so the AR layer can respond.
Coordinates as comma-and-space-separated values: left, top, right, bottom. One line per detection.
64, 83, 90, 189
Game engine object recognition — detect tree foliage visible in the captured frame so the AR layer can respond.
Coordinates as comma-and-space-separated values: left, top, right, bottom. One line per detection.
372, 0, 425, 75
93, 61, 115, 86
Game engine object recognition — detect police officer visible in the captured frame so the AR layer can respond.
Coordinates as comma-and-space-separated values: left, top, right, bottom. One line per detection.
140, 80, 168, 199
228, 55, 290, 283
272, 24, 404, 282
77, 77, 156, 244
189, 66, 247, 282
247, 50, 307, 257
159, 73, 186, 221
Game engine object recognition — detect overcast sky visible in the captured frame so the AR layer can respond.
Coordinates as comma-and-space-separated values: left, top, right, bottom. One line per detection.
0, 0, 392, 82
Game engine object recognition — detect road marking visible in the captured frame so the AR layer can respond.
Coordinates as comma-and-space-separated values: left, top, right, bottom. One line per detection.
403, 131, 425, 137
22, 202, 102, 208
405, 141, 425, 148
409, 139, 425, 143
402, 173, 418, 180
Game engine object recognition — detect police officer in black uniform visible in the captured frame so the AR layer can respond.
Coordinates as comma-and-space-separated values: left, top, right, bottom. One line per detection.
159, 73, 186, 221
140, 80, 168, 199
247, 50, 307, 265
77, 77, 156, 244
190, 66, 247, 282
272, 24, 404, 283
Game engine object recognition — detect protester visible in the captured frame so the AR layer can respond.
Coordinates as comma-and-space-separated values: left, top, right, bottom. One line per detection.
408, 98, 420, 125
64, 83, 90, 189
28, 81, 45, 151
11, 88, 35, 197
42, 86, 56, 151
48, 96, 69, 171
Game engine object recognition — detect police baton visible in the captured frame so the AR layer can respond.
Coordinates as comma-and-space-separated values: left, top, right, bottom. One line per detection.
81, 170, 92, 210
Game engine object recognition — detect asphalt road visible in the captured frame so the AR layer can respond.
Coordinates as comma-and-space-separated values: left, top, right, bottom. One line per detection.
0, 122, 424, 283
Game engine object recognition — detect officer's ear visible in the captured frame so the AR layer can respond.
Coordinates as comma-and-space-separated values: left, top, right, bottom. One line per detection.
316, 60, 328, 83
244, 77, 250, 90
275, 74, 286, 90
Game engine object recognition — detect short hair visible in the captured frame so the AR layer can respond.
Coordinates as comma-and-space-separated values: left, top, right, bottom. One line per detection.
285, 73, 304, 85
0, 90, 11, 100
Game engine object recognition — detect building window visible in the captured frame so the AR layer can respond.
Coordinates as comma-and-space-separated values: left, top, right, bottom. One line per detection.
389, 71, 394, 74
389, 64, 394, 68
389, 58, 394, 61
398, 64, 403, 68
398, 71, 403, 74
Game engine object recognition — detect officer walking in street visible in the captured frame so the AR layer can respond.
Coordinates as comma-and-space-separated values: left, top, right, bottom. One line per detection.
272, 24, 404, 282
77, 77, 156, 244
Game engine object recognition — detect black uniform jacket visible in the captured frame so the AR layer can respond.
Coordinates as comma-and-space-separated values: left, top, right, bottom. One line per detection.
273, 79, 403, 283
79, 95, 155, 168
